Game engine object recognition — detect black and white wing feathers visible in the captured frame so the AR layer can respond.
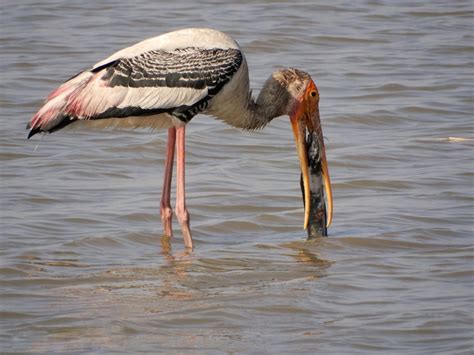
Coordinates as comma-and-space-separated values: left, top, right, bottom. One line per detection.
29, 47, 243, 136
83, 47, 243, 122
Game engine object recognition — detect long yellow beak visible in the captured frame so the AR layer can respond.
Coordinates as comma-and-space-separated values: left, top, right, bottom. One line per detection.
290, 115, 311, 229
320, 137, 333, 227
290, 81, 333, 229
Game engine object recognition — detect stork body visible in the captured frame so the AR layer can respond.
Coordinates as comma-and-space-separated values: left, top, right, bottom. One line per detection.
28, 28, 332, 249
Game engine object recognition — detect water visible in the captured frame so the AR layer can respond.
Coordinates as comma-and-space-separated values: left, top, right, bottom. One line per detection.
1, 0, 473, 353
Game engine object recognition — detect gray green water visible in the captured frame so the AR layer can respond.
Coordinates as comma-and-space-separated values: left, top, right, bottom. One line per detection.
1, 1, 473, 353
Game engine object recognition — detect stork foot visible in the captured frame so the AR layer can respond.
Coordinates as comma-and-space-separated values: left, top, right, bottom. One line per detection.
176, 207, 193, 249
160, 205, 173, 237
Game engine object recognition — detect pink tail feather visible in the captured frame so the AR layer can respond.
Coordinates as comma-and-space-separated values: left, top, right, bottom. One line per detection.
27, 71, 92, 138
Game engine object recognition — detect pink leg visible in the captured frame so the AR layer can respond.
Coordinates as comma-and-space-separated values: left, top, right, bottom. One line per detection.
160, 127, 176, 237
175, 125, 193, 249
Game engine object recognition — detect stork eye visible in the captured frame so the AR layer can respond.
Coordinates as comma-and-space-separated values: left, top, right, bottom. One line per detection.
310, 90, 317, 97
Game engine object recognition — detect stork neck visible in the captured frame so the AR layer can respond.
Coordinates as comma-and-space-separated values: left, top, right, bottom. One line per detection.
244, 75, 290, 129
239, 96, 278, 130
225, 78, 288, 130
209, 70, 289, 130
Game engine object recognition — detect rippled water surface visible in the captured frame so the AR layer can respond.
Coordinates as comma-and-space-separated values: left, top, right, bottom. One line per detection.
1, 1, 473, 353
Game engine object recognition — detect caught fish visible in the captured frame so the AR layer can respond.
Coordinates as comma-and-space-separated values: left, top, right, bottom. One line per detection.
301, 131, 332, 238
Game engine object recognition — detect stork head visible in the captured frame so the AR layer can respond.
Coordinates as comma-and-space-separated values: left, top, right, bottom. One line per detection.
271, 68, 333, 230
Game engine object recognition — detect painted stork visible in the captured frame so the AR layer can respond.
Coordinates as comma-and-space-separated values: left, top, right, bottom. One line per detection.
27, 28, 333, 249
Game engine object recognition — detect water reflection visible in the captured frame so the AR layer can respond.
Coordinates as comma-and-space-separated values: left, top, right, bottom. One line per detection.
282, 240, 333, 270
160, 234, 194, 259
158, 235, 196, 301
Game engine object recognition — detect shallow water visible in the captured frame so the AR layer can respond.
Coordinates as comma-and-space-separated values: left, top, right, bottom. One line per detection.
1, 0, 473, 353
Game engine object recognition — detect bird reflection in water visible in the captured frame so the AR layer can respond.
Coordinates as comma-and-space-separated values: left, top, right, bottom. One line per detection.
158, 234, 193, 298
282, 240, 333, 271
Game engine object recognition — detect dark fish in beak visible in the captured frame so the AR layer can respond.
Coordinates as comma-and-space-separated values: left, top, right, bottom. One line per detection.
302, 131, 329, 238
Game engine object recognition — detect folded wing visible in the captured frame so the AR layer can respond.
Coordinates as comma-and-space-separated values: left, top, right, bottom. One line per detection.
28, 47, 243, 138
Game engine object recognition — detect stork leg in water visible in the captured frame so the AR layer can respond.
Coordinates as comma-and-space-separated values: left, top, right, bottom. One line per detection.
160, 127, 176, 238
160, 126, 193, 248
27, 28, 333, 249
175, 125, 192, 248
